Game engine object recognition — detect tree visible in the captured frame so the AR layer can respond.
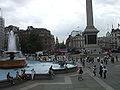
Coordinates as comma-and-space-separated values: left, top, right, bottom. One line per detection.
20, 32, 43, 54
59, 41, 66, 49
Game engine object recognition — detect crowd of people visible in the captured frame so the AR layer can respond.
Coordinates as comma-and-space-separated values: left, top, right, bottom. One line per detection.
6, 68, 36, 84
5, 53, 119, 84
78, 54, 119, 80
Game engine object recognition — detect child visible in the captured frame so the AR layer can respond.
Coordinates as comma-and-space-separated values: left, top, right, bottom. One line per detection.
93, 65, 97, 76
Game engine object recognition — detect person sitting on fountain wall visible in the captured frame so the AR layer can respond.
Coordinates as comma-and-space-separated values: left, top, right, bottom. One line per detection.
22, 69, 29, 80
16, 71, 22, 80
9, 53, 15, 60
7, 72, 15, 84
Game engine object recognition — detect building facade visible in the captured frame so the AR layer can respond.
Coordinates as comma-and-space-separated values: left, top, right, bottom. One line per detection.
97, 36, 113, 52
18, 26, 55, 53
111, 28, 120, 49
66, 30, 85, 52
97, 28, 120, 52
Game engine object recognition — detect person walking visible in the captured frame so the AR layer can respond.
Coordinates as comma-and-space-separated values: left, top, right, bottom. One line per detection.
99, 64, 103, 77
116, 56, 118, 62
77, 67, 83, 81
103, 66, 107, 79
111, 56, 114, 63
104, 56, 108, 65
31, 68, 36, 80
48, 66, 55, 79
93, 65, 97, 76
97, 56, 100, 62
82, 59, 85, 67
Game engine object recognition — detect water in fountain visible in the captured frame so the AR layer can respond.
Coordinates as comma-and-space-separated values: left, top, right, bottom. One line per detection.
8, 30, 17, 51
5, 30, 24, 58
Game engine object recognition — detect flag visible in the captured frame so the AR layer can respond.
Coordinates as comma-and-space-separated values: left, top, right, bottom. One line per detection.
118, 24, 120, 28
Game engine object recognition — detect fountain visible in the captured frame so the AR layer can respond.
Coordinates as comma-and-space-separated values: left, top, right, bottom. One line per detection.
0, 31, 77, 81
0, 30, 27, 69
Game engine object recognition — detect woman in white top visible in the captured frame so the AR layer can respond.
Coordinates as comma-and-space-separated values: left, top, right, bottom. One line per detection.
31, 68, 36, 80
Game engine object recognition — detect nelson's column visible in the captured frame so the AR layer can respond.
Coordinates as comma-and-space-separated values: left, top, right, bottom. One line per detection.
83, 0, 101, 53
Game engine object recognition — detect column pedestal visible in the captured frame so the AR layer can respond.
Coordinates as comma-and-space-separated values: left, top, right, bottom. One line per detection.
83, 26, 101, 54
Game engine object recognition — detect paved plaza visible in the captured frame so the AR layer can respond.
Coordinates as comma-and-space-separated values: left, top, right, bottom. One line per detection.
1, 54, 120, 90
1, 72, 105, 90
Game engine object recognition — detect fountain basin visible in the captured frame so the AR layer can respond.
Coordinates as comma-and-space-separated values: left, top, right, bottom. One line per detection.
0, 61, 77, 81
4, 51, 20, 54
0, 58, 27, 69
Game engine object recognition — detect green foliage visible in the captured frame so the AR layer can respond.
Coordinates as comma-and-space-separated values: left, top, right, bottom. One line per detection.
20, 32, 43, 54
55, 42, 66, 50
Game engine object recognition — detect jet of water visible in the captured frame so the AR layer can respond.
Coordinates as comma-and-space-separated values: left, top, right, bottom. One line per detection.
8, 30, 17, 51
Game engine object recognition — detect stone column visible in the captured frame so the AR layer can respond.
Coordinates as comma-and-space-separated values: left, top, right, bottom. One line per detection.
83, 0, 101, 53
86, 0, 94, 27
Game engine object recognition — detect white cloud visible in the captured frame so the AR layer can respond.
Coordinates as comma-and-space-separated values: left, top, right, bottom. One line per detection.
0, 0, 120, 42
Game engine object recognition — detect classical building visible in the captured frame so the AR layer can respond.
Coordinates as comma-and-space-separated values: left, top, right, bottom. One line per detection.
18, 26, 55, 53
66, 30, 85, 52
111, 28, 120, 49
97, 32, 113, 52
71, 30, 82, 37
97, 27, 120, 52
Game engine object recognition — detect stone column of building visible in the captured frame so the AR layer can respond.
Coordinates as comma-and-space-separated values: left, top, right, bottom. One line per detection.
83, 0, 101, 53
0, 9, 5, 54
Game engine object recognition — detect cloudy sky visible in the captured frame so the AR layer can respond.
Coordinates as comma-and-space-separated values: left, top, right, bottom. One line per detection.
0, 0, 120, 42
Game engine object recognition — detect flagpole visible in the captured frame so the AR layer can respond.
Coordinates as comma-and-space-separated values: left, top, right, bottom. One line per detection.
0, 8, 2, 17
112, 24, 113, 29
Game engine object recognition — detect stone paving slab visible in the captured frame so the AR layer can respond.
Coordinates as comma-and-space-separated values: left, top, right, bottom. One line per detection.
84, 59, 120, 90
74, 87, 106, 90
71, 73, 104, 89
1, 72, 106, 90
29, 84, 74, 90
4, 58, 120, 90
